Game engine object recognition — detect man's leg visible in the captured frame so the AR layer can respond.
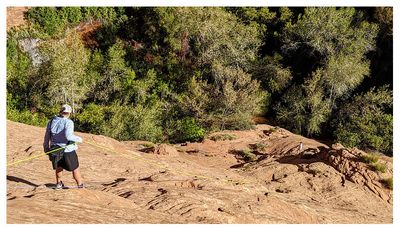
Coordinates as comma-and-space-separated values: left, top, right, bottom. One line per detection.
72, 167, 83, 186
55, 167, 63, 183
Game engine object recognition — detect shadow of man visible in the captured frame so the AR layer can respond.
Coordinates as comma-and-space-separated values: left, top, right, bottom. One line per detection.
6, 175, 39, 187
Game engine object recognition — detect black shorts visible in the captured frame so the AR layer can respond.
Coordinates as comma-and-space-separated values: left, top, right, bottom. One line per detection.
49, 146, 79, 171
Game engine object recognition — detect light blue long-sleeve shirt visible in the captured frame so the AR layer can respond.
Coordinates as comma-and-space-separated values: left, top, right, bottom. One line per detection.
43, 116, 83, 153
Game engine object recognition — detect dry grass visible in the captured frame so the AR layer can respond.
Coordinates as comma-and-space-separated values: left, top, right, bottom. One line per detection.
267, 127, 278, 133
382, 177, 393, 190
252, 142, 268, 151
372, 162, 387, 173
142, 142, 155, 148
362, 153, 379, 164
209, 133, 237, 141
240, 149, 257, 162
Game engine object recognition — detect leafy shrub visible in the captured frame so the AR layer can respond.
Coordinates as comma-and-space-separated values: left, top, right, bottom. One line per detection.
74, 103, 106, 134
161, 8, 266, 131
178, 67, 263, 132
208, 64, 265, 130
362, 153, 379, 164
81, 7, 119, 22
334, 87, 393, 155
157, 7, 262, 67
209, 133, 237, 141
26, 7, 122, 37
7, 108, 48, 127
335, 128, 361, 149
168, 117, 205, 143
103, 103, 163, 142
252, 54, 292, 97
240, 149, 257, 162
77, 103, 163, 143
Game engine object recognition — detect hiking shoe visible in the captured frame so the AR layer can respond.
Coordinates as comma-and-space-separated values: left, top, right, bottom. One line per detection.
55, 181, 64, 190
78, 183, 85, 189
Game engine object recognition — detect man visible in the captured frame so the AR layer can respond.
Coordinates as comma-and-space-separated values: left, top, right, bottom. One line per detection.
43, 104, 84, 189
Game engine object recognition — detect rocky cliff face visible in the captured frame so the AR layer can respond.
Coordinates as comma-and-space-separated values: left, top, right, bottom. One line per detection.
7, 121, 392, 223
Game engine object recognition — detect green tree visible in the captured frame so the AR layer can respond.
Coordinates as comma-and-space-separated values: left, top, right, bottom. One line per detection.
334, 87, 392, 154
226, 7, 276, 36
367, 7, 393, 88
208, 64, 265, 130
40, 31, 90, 110
91, 40, 135, 103
251, 54, 292, 111
103, 103, 163, 142
74, 103, 106, 134
275, 7, 378, 136
59, 7, 83, 25
26, 7, 63, 36
156, 7, 262, 68
252, 54, 292, 94
178, 64, 265, 131
7, 7, 392, 148
155, 7, 265, 130
6, 32, 34, 110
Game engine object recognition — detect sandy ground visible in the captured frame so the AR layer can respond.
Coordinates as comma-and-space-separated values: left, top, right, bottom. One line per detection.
6, 121, 392, 223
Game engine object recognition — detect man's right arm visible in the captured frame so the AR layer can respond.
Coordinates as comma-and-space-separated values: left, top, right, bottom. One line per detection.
65, 120, 83, 143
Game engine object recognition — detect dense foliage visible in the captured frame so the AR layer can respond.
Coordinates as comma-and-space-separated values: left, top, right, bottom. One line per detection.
7, 7, 392, 155
333, 87, 392, 154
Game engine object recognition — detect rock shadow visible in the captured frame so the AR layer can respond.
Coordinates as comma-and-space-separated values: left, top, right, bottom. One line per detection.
276, 146, 329, 166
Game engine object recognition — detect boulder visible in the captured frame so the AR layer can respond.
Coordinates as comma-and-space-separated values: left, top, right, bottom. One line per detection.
331, 143, 345, 150
300, 147, 320, 159
155, 144, 179, 157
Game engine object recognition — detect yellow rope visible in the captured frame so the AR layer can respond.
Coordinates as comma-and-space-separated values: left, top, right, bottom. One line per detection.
7, 144, 75, 167
7, 138, 250, 186
84, 139, 249, 186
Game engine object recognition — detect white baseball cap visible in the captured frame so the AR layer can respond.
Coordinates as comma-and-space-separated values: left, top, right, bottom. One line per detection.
61, 104, 72, 113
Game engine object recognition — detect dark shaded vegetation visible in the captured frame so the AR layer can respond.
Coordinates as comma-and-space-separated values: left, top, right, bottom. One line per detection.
7, 7, 392, 155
